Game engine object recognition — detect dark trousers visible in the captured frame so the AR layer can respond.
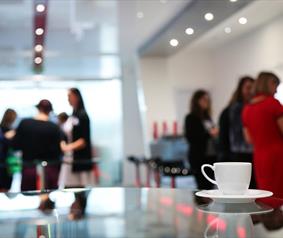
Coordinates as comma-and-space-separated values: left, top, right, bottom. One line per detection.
21, 165, 60, 191
0, 167, 12, 190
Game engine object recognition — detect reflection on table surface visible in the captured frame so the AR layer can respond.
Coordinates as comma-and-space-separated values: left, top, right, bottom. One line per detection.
0, 188, 283, 238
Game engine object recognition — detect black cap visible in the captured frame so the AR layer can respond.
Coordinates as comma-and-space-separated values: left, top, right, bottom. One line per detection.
36, 99, 53, 113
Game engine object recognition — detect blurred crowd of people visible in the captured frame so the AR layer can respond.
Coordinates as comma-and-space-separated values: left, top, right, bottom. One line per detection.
184, 71, 283, 197
0, 88, 94, 195
1, 71, 283, 203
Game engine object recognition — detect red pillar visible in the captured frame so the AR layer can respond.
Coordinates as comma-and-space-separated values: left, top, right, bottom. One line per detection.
153, 121, 159, 140
162, 121, 168, 136
173, 121, 178, 136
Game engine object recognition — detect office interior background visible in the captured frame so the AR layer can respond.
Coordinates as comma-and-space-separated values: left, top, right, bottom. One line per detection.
0, 0, 283, 187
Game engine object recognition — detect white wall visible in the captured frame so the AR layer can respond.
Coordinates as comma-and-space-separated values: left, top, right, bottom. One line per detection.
168, 49, 215, 124
140, 57, 175, 140
168, 49, 214, 90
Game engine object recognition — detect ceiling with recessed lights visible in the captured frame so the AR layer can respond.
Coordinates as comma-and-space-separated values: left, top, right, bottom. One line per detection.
2, 0, 279, 77
0, 0, 187, 80
139, 0, 255, 57
191, 0, 283, 50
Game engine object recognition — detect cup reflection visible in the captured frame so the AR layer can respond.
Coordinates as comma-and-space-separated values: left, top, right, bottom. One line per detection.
198, 202, 273, 238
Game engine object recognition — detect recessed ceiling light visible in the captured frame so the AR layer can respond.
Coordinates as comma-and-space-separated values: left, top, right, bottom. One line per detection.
36, 4, 45, 12
224, 27, 232, 34
160, 0, 167, 3
185, 28, 194, 35
34, 44, 43, 52
170, 39, 179, 47
238, 17, 248, 25
204, 13, 214, 21
34, 57, 42, 64
35, 28, 44, 35
230, 0, 238, 2
137, 11, 144, 19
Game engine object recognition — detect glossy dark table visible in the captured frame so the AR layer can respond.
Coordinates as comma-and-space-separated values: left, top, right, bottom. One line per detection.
0, 187, 282, 238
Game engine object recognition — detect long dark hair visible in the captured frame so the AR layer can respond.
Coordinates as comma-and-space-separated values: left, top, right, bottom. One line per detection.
1, 108, 17, 129
229, 76, 254, 105
69, 88, 86, 113
190, 89, 211, 119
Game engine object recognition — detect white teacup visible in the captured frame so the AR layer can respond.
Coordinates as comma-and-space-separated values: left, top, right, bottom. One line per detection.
201, 162, 251, 195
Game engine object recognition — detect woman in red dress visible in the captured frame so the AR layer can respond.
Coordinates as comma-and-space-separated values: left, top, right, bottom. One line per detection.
242, 72, 283, 197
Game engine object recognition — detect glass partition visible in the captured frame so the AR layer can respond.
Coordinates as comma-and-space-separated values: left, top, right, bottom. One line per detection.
0, 79, 122, 188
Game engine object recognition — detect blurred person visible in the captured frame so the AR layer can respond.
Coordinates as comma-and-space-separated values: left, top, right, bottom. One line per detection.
0, 109, 17, 191
58, 112, 69, 126
57, 112, 71, 189
61, 88, 94, 187
68, 190, 89, 220
218, 76, 256, 188
184, 90, 218, 190
1, 108, 17, 134
259, 208, 283, 231
57, 112, 69, 142
242, 72, 283, 197
252, 197, 283, 231
12, 99, 63, 192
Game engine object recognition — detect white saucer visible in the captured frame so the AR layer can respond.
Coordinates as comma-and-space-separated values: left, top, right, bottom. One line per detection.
197, 202, 273, 215
195, 189, 273, 203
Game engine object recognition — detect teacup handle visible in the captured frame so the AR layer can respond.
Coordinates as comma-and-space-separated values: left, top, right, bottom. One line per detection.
201, 164, 217, 185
